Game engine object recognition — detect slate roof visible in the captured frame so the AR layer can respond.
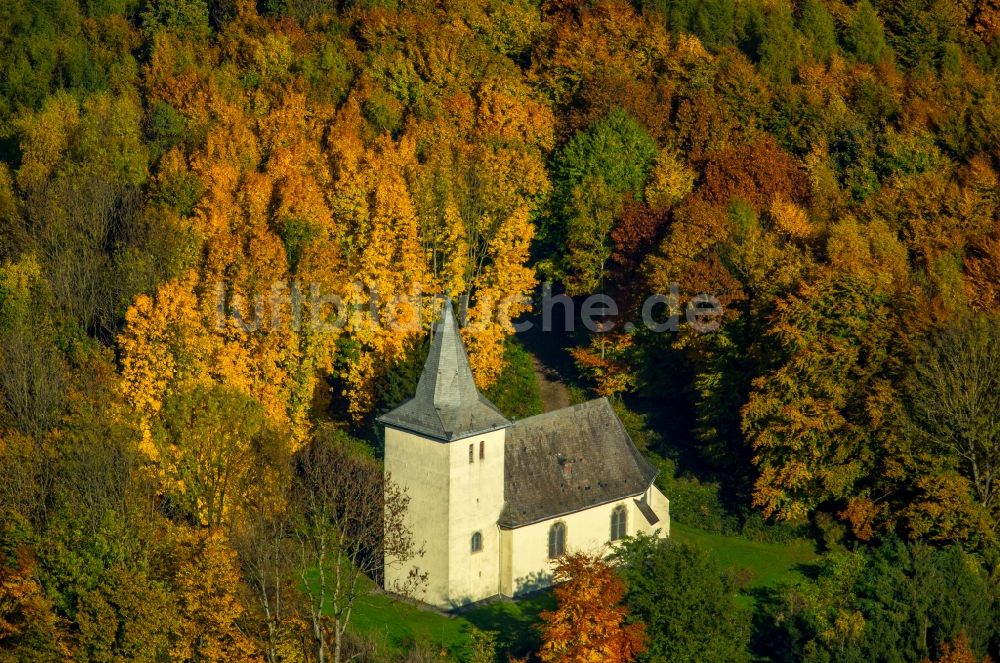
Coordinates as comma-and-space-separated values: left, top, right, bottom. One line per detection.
378, 300, 511, 441
499, 398, 658, 528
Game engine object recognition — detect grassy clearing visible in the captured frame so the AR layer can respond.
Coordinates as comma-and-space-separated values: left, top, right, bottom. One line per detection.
346, 524, 816, 657
349, 588, 468, 655
462, 592, 555, 654
347, 582, 553, 659
670, 522, 819, 589
303, 570, 469, 657
671, 521, 819, 612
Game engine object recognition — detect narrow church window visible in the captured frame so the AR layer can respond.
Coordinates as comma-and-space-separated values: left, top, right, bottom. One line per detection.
479, 440, 485, 460
471, 531, 482, 553
548, 522, 566, 559
469, 444, 474, 463
610, 505, 627, 541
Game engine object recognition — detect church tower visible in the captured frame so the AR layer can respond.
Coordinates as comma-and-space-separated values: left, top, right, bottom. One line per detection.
379, 300, 511, 608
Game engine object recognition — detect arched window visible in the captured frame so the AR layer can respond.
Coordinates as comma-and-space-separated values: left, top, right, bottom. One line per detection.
471, 531, 483, 553
548, 522, 566, 559
610, 505, 627, 541
479, 440, 485, 460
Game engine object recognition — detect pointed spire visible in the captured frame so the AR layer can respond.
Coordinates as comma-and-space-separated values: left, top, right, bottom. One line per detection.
416, 298, 481, 410
378, 298, 511, 441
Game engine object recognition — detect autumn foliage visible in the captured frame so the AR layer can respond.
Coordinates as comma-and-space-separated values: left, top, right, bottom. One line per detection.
1, 0, 1000, 659
538, 553, 645, 663
923, 632, 995, 663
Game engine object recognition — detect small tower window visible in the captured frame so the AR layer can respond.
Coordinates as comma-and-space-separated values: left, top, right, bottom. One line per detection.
479, 440, 485, 460
471, 531, 483, 553
610, 505, 627, 541
548, 522, 566, 559
469, 444, 474, 463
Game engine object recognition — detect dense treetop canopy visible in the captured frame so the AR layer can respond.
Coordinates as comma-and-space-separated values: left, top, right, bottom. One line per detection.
1, 0, 999, 660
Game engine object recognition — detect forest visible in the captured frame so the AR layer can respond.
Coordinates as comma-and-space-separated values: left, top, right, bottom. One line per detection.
0, 0, 999, 660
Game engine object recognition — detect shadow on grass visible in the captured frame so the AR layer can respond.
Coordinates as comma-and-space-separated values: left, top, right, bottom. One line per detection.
792, 559, 824, 581
459, 591, 556, 658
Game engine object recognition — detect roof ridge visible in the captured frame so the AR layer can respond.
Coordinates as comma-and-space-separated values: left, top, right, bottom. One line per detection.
509, 397, 611, 426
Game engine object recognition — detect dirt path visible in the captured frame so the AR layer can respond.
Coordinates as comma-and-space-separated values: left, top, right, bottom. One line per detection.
531, 354, 570, 413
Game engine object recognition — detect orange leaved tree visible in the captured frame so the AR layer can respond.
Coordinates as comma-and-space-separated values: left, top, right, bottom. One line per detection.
538, 552, 645, 663
921, 631, 995, 663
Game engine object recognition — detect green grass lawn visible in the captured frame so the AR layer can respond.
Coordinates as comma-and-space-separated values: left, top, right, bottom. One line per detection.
345, 524, 818, 658
462, 592, 555, 653
349, 588, 469, 655
348, 580, 553, 659
670, 522, 820, 590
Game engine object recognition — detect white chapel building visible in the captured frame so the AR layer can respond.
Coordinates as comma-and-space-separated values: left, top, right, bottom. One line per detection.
379, 301, 670, 609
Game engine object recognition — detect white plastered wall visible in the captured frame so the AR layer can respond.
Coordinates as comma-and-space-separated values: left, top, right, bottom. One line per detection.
500, 486, 670, 597
383, 425, 507, 609
384, 426, 451, 607
445, 427, 507, 607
